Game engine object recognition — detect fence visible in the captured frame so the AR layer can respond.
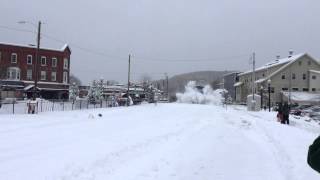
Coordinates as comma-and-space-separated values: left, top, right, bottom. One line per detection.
0, 99, 118, 115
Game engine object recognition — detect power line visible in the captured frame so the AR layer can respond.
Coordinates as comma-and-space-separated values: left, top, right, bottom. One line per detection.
0, 25, 35, 34
42, 34, 127, 59
0, 24, 251, 64
133, 54, 250, 63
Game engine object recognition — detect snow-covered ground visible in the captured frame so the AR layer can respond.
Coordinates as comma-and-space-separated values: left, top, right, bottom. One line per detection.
0, 103, 319, 180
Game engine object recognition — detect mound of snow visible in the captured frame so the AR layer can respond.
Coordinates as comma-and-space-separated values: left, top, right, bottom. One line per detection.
176, 81, 225, 105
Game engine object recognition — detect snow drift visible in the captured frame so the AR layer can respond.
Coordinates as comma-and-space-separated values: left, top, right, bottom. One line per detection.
176, 81, 225, 105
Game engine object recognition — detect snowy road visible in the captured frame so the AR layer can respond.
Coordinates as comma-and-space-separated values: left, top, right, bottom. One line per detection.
0, 103, 318, 180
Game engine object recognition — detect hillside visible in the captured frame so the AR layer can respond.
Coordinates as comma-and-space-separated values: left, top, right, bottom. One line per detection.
155, 71, 233, 95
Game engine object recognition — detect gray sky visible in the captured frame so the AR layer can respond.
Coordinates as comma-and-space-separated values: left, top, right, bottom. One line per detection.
1, 0, 320, 84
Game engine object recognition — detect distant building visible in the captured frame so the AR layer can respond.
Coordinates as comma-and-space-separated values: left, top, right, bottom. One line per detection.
235, 52, 320, 105
0, 42, 71, 99
222, 72, 240, 101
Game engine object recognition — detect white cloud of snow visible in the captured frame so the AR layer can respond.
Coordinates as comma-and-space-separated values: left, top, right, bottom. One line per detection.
176, 81, 225, 105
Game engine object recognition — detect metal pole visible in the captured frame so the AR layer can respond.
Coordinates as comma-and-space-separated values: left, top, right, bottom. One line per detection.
260, 88, 263, 108
252, 52, 256, 100
166, 73, 169, 101
268, 84, 271, 112
34, 21, 41, 99
127, 54, 131, 106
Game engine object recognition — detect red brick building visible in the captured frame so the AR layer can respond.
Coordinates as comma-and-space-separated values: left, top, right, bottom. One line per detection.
0, 42, 71, 99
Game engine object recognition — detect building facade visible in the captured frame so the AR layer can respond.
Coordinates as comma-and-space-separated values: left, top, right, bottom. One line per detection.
0, 43, 71, 99
222, 72, 240, 101
235, 53, 320, 105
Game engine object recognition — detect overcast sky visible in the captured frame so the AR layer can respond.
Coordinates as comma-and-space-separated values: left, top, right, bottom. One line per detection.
1, 0, 320, 84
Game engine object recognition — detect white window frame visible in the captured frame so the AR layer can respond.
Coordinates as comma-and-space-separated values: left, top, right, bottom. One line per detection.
11, 53, 17, 63
27, 55, 33, 65
41, 56, 47, 66
52, 57, 57, 67
51, 71, 57, 81
63, 71, 68, 83
40, 71, 46, 80
7, 67, 21, 80
27, 69, 33, 80
63, 58, 68, 70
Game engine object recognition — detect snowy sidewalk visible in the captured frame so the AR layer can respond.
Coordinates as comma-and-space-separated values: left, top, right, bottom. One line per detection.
0, 104, 318, 180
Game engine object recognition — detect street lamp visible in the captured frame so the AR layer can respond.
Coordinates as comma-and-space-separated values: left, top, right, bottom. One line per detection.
267, 79, 271, 112
18, 21, 42, 99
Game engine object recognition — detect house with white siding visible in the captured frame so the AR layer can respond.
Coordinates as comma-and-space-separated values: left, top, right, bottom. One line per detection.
235, 52, 320, 106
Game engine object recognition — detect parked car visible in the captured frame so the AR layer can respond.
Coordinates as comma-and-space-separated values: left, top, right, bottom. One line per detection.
290, 105, 313, 116
302, 106, 320, 117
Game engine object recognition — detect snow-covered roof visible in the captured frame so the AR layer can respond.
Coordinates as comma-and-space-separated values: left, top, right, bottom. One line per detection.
282, 91, 320, 103
239, 53, 305, 76
255, 78, 266, 84
24, 85, 34, 91
309, 70, 320, 74
0, 42, 70, 52
234, 82, 243, 87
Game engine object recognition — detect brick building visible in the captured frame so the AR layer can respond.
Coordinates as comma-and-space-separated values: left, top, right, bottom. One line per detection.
0, 42, 71, 99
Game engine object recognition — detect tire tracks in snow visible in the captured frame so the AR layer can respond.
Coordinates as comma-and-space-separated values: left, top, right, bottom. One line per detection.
245, 112, 294, 180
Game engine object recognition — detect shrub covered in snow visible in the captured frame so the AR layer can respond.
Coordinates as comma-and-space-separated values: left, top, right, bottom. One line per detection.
176, 81, 225, 105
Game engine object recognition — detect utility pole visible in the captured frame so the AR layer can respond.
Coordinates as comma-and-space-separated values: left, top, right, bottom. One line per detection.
127, 54, 131, 106
165, 73, 169, 101
252, 52, 256, 100
34, 21, 41, 99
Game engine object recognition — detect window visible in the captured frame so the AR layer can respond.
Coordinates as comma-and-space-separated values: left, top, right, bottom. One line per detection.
63, 58, 68, 69
7, 67, 20, 80
0, 51, 2, 63
281, 74, 286, 80
292, 88, 299, 91
63, 71, 68, 83
303, 88, 309, 92
51, 72, 56, 81
270, 87, 275, 93
27, 69, 32, 80
303, 73, 306, 80
262, 73, 265, 77
292, 73, 296, 80
312, 75, 317, 80
52, 58, 57, 67
282, 88, 288, 91
27, 55, 32, 65
41, 56, 46, 66
298, 61, 302, 66
312, 88, 316, 92
11, 53, 17, 63
40, 71, 46, 80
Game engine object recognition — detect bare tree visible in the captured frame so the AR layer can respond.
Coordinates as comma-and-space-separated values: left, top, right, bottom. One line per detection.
140, 74, 152, 84
70, 74, 82, 86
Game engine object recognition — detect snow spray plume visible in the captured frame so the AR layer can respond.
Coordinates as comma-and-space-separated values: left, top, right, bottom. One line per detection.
176, 81, 225, 105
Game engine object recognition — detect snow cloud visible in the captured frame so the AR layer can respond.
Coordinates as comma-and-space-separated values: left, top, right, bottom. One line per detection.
176, 81, 224, 105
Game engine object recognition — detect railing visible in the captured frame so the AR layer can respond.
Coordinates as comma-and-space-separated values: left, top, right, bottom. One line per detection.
0, 99, 119, 114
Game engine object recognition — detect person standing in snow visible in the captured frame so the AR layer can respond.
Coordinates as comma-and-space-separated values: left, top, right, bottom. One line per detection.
308, 136, 320, 173
277, 103, 283, 123
283, 103, 290, 124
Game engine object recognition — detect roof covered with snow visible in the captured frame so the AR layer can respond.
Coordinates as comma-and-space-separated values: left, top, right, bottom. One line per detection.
282, 91, 320, 103
0, 42, 70, 52
239, 53, 305, 76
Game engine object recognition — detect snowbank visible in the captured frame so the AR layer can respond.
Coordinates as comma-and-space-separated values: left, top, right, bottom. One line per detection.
176, 81, 225, 105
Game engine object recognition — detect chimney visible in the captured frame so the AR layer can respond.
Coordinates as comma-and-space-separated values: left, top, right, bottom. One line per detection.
288, 50, 294, 58
276, 55, 280, 61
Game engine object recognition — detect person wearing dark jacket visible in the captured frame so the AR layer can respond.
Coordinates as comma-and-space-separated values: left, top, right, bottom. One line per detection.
308, 136, 320, 173
283, 103, 290, 124
277, 103, 283, 123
